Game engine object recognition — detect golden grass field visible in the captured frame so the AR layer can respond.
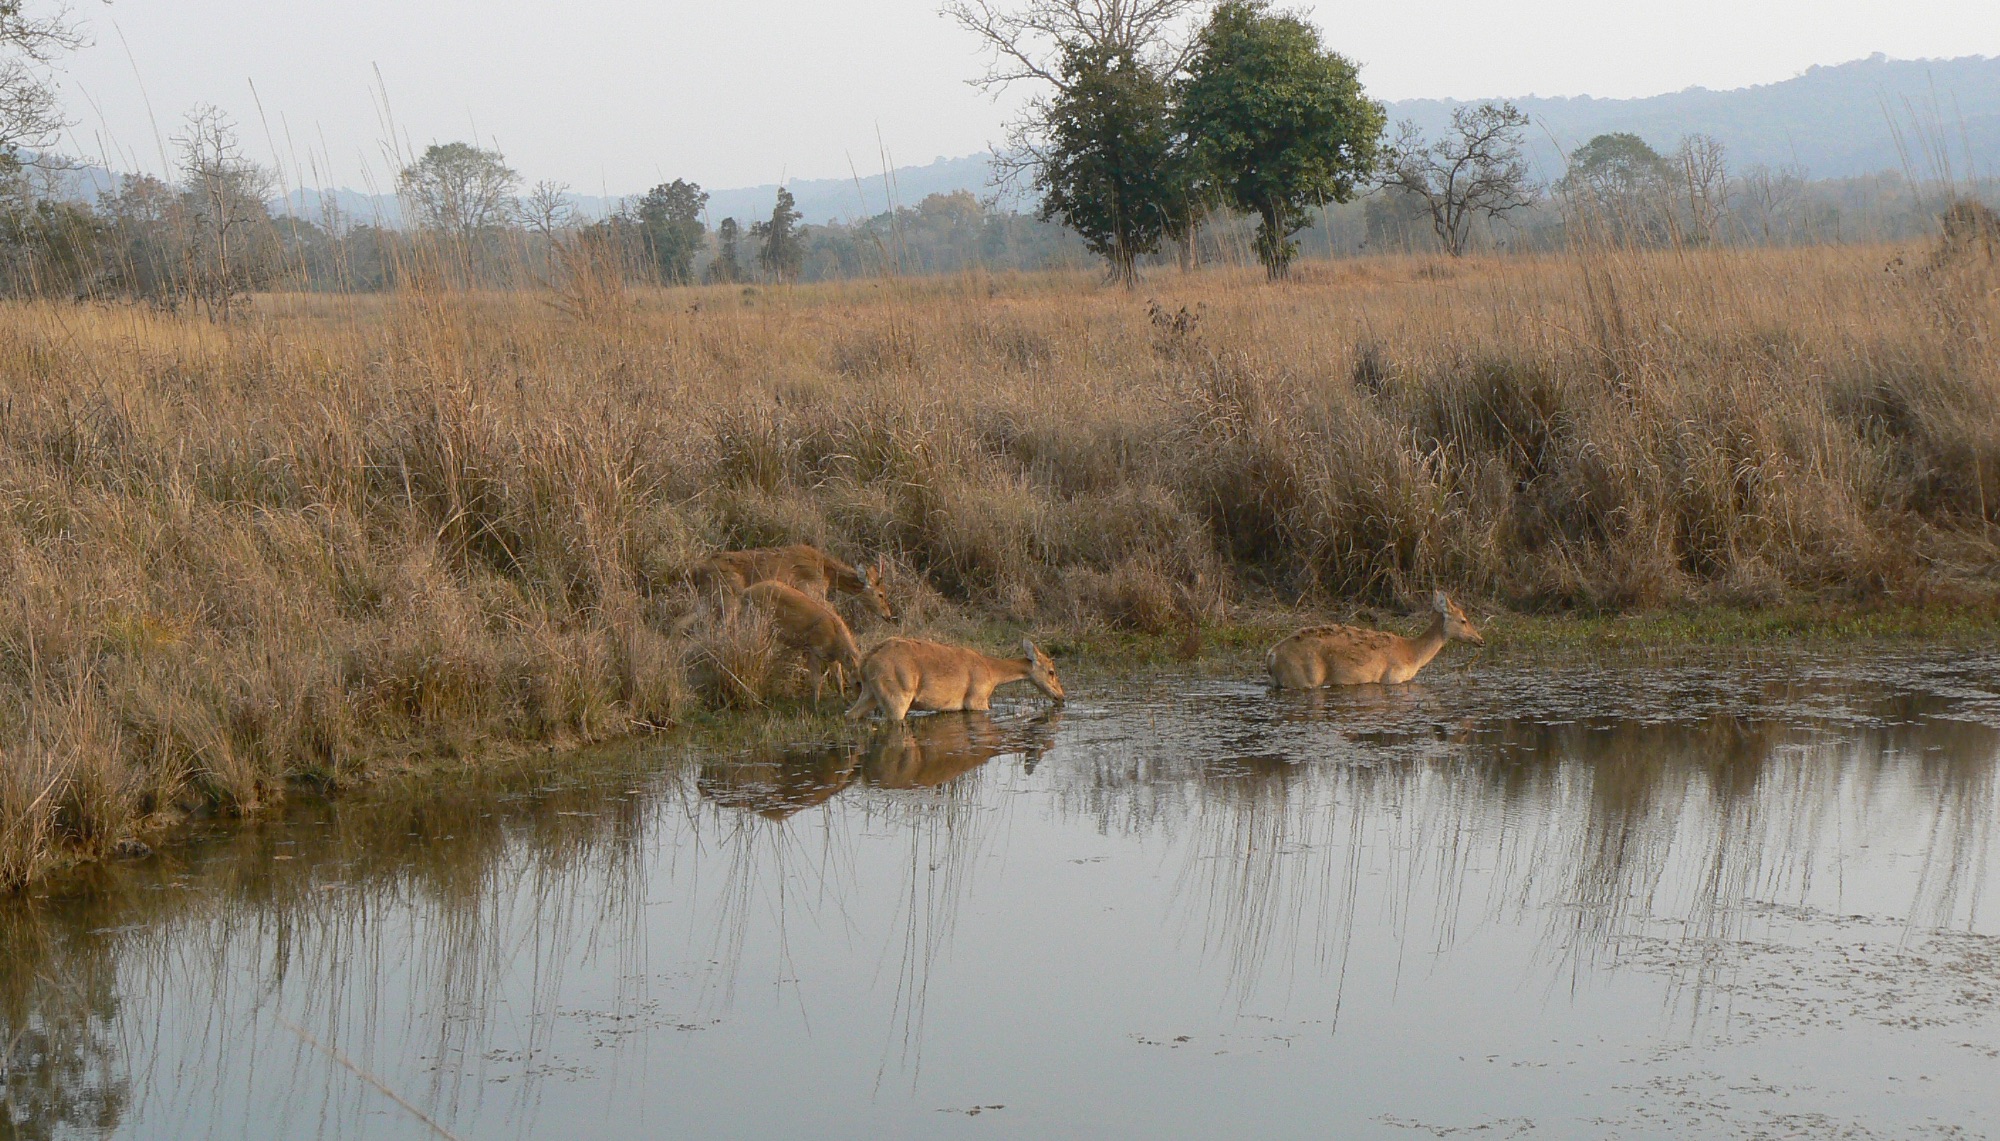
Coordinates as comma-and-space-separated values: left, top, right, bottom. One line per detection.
1, 238, 1996, 886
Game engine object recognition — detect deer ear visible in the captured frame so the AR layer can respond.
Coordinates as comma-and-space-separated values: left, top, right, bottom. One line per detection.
1432, 590, 1450, 613
1020, 638, 1039, 661
876, 553, 890, 575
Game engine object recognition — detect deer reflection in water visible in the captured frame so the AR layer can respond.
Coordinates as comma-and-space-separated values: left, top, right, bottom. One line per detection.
861, 711, 1061, 789
1264, 679, 1468, 737
698, 711, 1064, 819
695, 744, 861, 820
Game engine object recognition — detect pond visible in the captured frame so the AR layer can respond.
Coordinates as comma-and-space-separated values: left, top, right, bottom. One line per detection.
4, 650, 1998, 1139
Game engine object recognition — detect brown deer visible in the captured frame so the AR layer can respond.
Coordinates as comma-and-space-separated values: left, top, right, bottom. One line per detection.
1266, 591, 1484, 688
743, 580, 864, 702
845, 637, 1064, 722
695, 544, 893, 622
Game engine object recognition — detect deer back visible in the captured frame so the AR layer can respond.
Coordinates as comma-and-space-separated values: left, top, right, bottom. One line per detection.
745, 580, 860, 668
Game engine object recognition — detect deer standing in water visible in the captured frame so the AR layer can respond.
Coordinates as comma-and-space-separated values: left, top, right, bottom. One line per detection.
743, 581, 864, 702
1266, 591, 1484, 688
845, 638, 1065, 722
695, 544, 893, 623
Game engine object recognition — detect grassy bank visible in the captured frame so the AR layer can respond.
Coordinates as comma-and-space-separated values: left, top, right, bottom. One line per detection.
2, 239, 1997, 887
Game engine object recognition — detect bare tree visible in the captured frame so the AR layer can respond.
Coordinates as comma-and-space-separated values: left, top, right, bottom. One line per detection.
1673, 134, 1729, 246
174, 105, 274, 320
517, 179, 574, 238
943, 0, 1211, 179
946, 0, 1211, 87
1736, 163, 1809, 245
1376, 102, 1536, 257
0, 1, 84, 166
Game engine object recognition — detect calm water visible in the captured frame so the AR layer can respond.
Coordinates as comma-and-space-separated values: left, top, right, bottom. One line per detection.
6, 650, 2000, 1139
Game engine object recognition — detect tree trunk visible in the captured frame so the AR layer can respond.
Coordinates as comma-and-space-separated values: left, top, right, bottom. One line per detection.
1113, 251, 1139, 289
1176, 222, 1198, 273
1257, 203, 1289, 280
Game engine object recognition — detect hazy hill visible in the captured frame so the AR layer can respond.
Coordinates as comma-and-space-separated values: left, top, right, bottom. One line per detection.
50, 53, 2000, 226
704, 154, 1032, 225
689, 54, 2000, 220
1385, 53, 2000, 181
256, 154, 1027, 228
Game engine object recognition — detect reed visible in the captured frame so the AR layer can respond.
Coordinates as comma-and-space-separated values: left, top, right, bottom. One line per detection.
0, 236, 1994, 885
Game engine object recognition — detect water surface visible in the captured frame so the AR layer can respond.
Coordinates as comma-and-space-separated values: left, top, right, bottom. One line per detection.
6, 649, 1999, 1138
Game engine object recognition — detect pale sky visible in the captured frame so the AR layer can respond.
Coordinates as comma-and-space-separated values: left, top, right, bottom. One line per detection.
45, 0, 2000, 194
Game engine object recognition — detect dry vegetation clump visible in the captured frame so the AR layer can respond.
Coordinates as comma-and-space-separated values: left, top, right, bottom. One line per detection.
0, 241, 1996, 884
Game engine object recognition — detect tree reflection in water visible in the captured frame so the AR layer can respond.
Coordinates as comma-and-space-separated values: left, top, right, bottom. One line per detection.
0, 652, 1994, 1138
693, 711, 1061, 1085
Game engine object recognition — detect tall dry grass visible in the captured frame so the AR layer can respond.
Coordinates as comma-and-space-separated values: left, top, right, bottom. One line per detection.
0, 236, 1996, 885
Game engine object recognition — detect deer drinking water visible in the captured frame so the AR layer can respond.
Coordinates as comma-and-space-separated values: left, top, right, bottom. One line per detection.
1266, 592, 1484, 688
845, 638, 1065, 722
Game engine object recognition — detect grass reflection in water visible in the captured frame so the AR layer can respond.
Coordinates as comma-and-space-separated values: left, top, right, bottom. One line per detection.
2, 650, 1997, 1139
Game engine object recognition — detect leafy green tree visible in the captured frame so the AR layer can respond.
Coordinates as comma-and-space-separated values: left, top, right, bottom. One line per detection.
1377, 102, 1535, 257
1178, 0, 1381, 278
705, 217, 742, 284
1563, 133, 1667, 196
398, 142, 519, 241
0, 186, 100, 297
1036, 42, 1180, 286
94, 172, 180, 301
752, 187, 804, 282
636, 178, 707, 284
1559, 132, 1670, 245
944, 0, 1213, 277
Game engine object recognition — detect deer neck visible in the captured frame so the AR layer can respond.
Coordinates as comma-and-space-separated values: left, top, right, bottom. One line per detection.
824, 558, 864, 595
981, 653, 1031, 683
1401, 612, 1449, 672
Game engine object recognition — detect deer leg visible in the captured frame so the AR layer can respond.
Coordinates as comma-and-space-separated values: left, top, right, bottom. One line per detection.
845, 686, 879, 721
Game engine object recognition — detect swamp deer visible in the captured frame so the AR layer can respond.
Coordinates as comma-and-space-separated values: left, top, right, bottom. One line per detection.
845, 638, 1065, 722
1266, 591, 1484, 688
743, 581, 864, 702
695, 544, 894, 622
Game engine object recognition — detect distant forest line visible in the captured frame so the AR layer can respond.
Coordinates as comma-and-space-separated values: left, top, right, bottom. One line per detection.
5, 158, 1996, 303
3, 14, 1998, 303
